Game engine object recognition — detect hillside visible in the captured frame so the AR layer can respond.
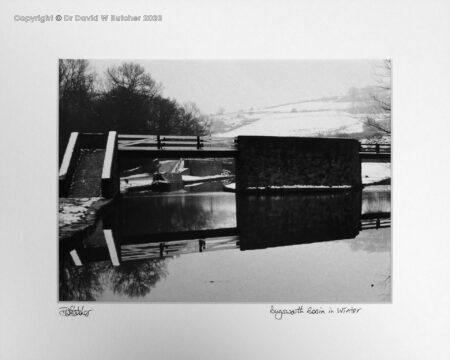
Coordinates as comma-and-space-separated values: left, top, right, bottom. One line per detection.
210, 87, 389, 139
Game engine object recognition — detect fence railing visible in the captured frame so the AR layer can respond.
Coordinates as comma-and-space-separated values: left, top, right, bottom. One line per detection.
360, 143, 391, 154
119, 135, 390, 155
118, 135, 237, 151
360, 218, 391, 230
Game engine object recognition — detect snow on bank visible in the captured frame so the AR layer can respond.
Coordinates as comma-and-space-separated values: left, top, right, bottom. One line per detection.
120, 174, 235, 193
59, 197, 103, 226
121, 177, 153, 193
182, 174, 233, 182
223, 183, 352, 192
223, 165, 391, 192
224, 183, 236, 191
362, 163, 391, 185
247, 185, 352, 190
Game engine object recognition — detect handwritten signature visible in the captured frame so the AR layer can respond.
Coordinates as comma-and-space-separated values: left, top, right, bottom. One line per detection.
59, 306, 93, 317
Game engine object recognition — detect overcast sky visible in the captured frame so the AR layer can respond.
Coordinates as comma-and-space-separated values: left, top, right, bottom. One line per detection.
89, 59, 384, 114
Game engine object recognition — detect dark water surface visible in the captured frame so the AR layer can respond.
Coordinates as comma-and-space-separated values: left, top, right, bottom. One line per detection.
59, 185, 391, 302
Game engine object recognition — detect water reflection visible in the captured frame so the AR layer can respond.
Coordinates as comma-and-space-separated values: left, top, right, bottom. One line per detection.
347, 228, 391, 253
120, 192, 237, 235
59, 185, 391, 302
59, 256, 168, 301
59, 259, 108, 301
362, 185, 390, 214
109, 259, 167, 298
237, 191, 361, 250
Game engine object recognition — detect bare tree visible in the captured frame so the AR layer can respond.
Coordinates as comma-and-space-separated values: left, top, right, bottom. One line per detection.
59, 61, 209, 139
59, 59, 95, 101
182, 102, 211, 135
365, 60, 391, 135
59, 59, 97, 162
106, 63, 161, 97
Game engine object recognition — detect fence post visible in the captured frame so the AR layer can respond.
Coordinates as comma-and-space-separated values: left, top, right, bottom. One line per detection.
157, 135, 161, 149
375, 144, 380, 154
197, 136, 202, 149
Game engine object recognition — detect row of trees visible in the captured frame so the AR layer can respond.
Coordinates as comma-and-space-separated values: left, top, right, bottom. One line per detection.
59, 60, 210, 161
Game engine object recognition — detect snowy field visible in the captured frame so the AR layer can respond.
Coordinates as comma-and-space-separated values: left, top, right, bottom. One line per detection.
216, 110, 365, 137
212, 95, 391, 185
212, 96, 375, 138
264, 100, 353, 112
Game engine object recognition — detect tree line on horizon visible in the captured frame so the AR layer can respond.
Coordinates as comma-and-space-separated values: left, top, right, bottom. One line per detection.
59, 60, 210, 162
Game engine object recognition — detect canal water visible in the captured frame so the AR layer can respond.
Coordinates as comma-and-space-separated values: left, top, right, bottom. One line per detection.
59, 183, 391, 302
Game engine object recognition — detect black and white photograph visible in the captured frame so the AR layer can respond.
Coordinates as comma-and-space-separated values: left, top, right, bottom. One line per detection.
59, 59, 391, 302
2, 0, 450, 359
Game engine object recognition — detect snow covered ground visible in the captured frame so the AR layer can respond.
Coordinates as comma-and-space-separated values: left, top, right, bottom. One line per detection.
212, 95, 391, 186
246, 185, 352, 190
59, 197, 103, 226
362, 163, 391, 185
121, 174, 235, 193
212, 95, 383, 138
265, 100, 353, 112
216, 110, 365, 137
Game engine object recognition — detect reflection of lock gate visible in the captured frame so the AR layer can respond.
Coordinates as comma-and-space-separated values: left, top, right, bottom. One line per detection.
65, 193, 390, 266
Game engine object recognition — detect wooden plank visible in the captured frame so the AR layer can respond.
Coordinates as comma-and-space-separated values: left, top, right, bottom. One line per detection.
59, 132, 79, 179
360, 153, 391, 163
69, 249, 82, 266
119, 141, 159, 148
360, 146, 390, 151
118, 148, 237, 159
121, 227, 239, 245
101, 131, 117, 180
202, 136, 235, 141
151, 141, 202, 146
160, 135, 200, 140
117, 135, 237, 152
118, 146, 235, 151
118, 134, 235, 142
360, 212, 390, 219
119, 135, 199, 141
118, 134, 158, 139
119, 141, 235, 149
119, 138, 155, 146
104, 229, 120, 266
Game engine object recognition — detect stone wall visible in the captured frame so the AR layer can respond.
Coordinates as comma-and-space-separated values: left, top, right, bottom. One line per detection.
236, 136, 361, 190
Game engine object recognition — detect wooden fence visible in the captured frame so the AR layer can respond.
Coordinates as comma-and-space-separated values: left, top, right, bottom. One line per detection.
118, 134, 236, 151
